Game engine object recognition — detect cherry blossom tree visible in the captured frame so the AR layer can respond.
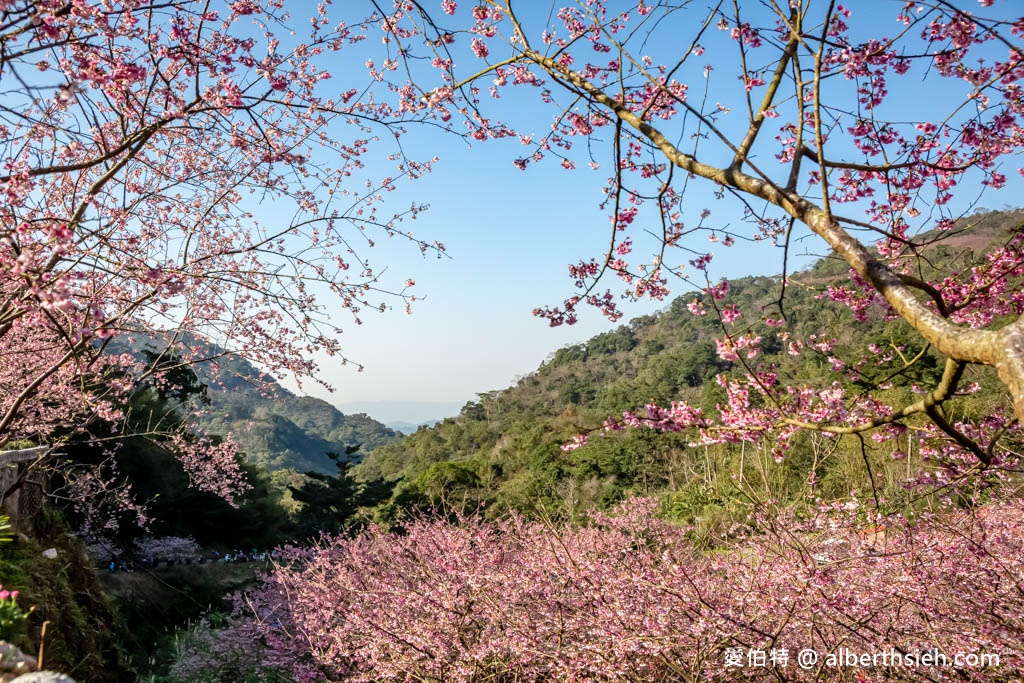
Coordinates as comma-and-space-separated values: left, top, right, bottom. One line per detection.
0, 2, 441, 498
181, 6, 1024, 675
246, 497, 1024, 681
384, 0, 1024, 472
221, 6, 1024, 677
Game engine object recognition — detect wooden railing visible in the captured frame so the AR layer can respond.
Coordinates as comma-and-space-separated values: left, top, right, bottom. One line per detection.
0, 446, 49, 531
0, 446, 47, 466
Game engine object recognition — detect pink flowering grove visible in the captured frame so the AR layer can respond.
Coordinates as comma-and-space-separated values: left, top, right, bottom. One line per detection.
5, 1, 1024, 680
247, 498, 1024, 681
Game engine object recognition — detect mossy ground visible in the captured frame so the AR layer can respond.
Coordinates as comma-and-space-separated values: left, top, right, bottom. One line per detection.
0, 507, 133, 681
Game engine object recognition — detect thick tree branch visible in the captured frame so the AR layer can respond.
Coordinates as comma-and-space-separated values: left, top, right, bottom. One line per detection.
519, 46, 1024, 424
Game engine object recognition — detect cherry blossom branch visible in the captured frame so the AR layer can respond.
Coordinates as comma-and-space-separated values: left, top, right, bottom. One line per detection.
515, 44, 1009, 363
731, 11, 799, 169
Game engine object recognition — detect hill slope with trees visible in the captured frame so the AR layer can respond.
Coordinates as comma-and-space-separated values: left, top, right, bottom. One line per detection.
356, 210, 1021, 525
111, 334, 402, 475
198, 389, 400, 475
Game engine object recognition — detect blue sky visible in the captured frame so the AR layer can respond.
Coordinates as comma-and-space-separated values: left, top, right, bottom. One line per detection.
289, 138, 700, 408
289, 133, 815, 413
274, 1, 1024, 421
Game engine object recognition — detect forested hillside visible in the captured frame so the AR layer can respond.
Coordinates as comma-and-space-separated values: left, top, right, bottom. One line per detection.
356, 210, 1020, 527
114, 335, 401, 474
198, 390, 400, 475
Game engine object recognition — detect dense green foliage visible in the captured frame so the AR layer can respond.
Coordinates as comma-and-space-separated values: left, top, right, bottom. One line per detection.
356, 211, 1022, 530
0, 508, 132, 681
287, 446, 393, 539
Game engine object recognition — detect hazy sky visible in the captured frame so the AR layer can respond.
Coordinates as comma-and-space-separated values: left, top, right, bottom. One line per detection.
287, 134, 818, 414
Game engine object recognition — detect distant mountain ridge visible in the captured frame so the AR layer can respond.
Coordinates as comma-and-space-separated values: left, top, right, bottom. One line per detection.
386, 419, 442, 435
111, 333, 401, 475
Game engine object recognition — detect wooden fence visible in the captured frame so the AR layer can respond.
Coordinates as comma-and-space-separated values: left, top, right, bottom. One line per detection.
0, 447, 48, 532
